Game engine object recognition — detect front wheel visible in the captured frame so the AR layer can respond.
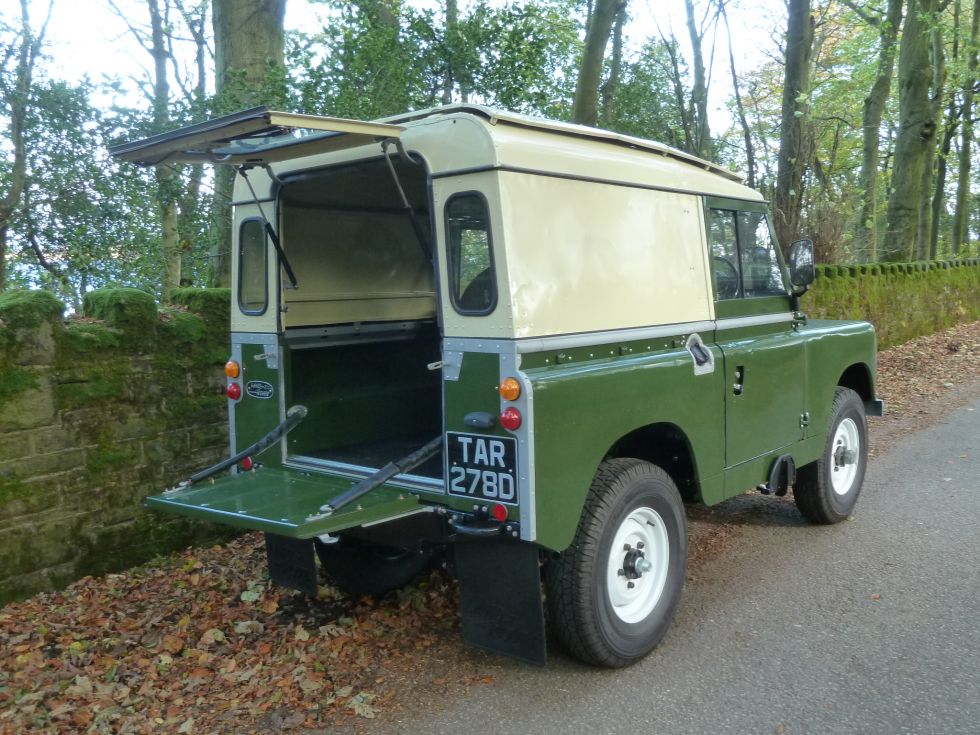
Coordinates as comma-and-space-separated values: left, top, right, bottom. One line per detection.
546, 459, 687, 668
794, 387, 868, 524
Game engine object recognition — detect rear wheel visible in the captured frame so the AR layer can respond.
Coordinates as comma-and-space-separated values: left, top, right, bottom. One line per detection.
314, 536, 434, 598
546, 459, 687, 668
794, 387, 868, 524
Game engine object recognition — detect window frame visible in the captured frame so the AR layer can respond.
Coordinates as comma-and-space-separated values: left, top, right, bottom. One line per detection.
444, 190, 498, 317
237, 216, 269, 316
704, 197, 790, 303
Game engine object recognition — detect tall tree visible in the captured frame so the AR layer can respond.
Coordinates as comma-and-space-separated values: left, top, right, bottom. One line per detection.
0, 0, 51, 291
683, 0, 712, 158
720, 1, 756, 187
600, 1, 627, 127
843, 0, 903, 261
209, 0, 286, 286
774, 0, 814, 252
951, 0, 980, 254
915, 10, 946, 258
572, 0, 622, 125
883, 0, 938, 261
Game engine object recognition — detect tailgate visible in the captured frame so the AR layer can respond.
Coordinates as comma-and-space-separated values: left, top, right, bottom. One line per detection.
146, 467, 422, 538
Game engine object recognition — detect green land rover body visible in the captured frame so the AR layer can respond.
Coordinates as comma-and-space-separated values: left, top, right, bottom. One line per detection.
112, 105, 882, 667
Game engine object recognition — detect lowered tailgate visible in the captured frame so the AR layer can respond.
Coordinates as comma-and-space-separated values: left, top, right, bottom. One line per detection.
146, 467, 422, 538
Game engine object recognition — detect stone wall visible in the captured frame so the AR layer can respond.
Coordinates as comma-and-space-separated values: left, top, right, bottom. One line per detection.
0, 288, 234, 603
806, 259, 980, 349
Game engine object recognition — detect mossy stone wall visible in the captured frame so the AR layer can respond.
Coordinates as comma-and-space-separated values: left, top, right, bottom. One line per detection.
805, 259, 980, 349
0, 288, 233, 604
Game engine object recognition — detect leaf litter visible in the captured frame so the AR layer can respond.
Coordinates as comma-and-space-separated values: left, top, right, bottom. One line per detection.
1, 320, 977, 733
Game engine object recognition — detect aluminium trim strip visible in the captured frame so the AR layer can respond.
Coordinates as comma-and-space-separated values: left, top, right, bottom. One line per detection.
444, 320, 715, 355
714, 312, 794, 330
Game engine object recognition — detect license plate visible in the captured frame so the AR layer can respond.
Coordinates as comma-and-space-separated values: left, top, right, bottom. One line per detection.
446, 432, 518, 505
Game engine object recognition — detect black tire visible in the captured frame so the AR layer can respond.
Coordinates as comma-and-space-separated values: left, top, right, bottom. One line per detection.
314, 536, 434, 598
545, 459, 687, 668
794, 386, 868, 524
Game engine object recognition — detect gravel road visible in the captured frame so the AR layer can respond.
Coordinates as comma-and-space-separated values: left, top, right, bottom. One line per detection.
372, 391, 980, 735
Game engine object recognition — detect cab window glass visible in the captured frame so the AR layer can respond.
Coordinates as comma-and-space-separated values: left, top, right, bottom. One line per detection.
446, 193, 496, 314
737, 212, 787, 297
707, 208, 787, 300
708, 209, 741, 300
238, 218, 268, 314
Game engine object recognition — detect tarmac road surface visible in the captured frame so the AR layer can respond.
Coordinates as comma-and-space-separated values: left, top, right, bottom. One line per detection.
373, 394, 980, 735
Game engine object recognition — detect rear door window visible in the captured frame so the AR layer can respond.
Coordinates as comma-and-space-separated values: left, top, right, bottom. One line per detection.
239, 218, 268, 315
446, 193, 496, 315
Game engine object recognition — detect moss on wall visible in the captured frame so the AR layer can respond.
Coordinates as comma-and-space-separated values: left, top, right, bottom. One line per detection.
0, 288, 234, 605
805, 259, 980, 349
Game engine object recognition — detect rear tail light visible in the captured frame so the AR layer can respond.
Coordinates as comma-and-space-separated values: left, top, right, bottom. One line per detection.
225, 382, 242, 400
499, 407, 522, 431
241, 456, 254, 470
499, 377, 521, 401
491, 503, 508, 522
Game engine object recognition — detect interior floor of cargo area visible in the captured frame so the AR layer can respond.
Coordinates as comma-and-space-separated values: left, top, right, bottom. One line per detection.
304, 436, 444, 479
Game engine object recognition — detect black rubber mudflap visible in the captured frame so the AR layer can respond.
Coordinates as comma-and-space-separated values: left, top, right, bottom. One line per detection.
455, 537, 547, 666
264, 533, 317, 596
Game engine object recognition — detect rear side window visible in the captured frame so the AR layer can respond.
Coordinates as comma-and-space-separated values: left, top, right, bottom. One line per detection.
446, 193, 496, 315
239, 218, 268, 315
707, 208, 787, 300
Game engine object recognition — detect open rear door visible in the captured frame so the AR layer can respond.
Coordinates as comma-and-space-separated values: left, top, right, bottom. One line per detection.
109, 106, 403, 166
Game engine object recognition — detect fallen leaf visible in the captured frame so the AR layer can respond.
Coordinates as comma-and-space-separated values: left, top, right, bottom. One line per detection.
161, 635, 185, 655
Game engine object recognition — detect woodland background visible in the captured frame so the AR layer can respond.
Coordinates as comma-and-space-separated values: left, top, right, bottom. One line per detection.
0, 0, 978, 310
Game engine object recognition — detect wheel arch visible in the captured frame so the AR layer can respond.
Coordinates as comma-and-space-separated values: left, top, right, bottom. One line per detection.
604, 422, 700, 503
837, 362, 873, 402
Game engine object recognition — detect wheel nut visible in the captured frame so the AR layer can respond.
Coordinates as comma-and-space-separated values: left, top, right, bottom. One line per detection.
627, 581, 635, 589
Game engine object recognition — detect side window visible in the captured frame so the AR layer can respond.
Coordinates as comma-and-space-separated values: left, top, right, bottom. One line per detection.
446, 193, 496, 315
708, 209, 741, 300
707, 208, 787, 300
238, 218, 268, 315
737, 212, 787, 297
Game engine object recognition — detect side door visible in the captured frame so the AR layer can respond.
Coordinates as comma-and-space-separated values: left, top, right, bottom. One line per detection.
705, 198, 805, 468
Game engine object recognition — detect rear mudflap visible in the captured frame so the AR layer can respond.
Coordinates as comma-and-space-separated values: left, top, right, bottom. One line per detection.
454, 536, 547, 666
264, 533, 317, 595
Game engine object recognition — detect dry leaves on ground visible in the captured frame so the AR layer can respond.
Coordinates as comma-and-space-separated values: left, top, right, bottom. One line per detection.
1, 320, 978, 734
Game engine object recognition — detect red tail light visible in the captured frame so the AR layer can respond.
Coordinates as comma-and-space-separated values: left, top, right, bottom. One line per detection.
500, 407, 522, 431
225, 382, 242, 400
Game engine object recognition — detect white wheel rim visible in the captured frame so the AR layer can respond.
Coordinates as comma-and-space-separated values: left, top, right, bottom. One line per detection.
606, 506, 670, 624
830, 417, 860, 496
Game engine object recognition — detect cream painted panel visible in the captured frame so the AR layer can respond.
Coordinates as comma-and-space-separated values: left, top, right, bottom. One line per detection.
281, 208, 435, 328
230, 203, 279, 334
491, 124, 762, 203
499, 172, 713, 338
432, 170, 516, 339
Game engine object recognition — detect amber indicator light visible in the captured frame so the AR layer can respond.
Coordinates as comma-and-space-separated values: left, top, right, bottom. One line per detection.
499, 377, 521, 401
225, 360, 240, 378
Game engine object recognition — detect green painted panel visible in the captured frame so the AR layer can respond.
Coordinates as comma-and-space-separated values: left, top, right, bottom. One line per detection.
145, 467, 421, 538
235, 340, 283, 466
526, 346, 726, 551
717, 325, 805, 465
714, 295, 792, 319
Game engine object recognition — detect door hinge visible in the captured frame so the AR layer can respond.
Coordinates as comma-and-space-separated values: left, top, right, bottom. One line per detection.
800, 411, 810, 429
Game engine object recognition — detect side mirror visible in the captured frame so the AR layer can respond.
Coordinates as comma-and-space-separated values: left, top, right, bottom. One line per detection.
788, 238, 815, 290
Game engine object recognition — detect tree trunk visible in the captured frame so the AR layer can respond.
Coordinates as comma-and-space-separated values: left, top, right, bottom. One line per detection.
855, 0, 903, 262
600, 2, 626, 128
721, 3, 755, 188
883, 0, 937, 262
572, 0, 621, 126
929, 0, 960, 259
0, 0, 48, 291
684, 0, 710, 158
774, 0, 814, 253
443, 0, 458, 105
209, 0, 286, 287
952, 0, 980, 254
915, 17, 946, 259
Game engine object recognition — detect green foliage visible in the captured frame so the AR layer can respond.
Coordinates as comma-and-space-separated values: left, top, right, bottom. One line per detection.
82, 288, 158, 333
0, 289, 64, 329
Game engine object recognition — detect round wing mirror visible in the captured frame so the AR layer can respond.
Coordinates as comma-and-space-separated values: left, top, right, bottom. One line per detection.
788, 238, 815, 289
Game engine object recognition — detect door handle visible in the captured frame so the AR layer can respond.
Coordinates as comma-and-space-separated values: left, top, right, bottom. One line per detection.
733, 366, 744, 396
